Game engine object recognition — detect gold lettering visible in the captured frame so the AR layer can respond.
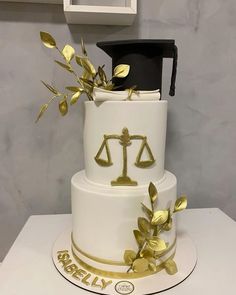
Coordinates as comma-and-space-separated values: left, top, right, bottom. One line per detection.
101, 279, 113, 290
91, 277, 102, 289
64, 264, 78, 274
57, 250, 68, 255
72, 268, 87, 280
60, 259, 72, 267
56, 249, 113, 291
58, 252, 70, 261
81, 273, 91, 286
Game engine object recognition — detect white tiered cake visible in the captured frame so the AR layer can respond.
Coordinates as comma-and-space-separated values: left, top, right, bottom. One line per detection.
37, 33, 197, 294
71, 98, 177, 278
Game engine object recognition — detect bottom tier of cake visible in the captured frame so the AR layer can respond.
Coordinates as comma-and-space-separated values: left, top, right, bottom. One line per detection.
71, 170, 177, 276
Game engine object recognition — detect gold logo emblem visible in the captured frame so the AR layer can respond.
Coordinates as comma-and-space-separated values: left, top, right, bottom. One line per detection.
115, 281, 135, 294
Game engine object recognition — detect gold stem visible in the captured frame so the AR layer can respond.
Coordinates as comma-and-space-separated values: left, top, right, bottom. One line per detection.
48, 94, 59, 105
153, 226, 158, 237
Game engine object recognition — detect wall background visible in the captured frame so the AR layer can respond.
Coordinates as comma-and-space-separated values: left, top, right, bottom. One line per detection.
0, 0, 236, 261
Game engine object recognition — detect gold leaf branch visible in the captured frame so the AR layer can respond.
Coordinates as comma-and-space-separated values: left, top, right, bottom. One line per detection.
36, 32, 130, 122
123, 182, 187, 275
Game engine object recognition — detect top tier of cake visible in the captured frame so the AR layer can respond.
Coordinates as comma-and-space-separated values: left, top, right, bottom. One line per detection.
83, 99, 167, 186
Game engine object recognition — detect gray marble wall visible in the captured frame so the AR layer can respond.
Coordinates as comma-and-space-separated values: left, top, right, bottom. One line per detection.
0, 0, 236, 261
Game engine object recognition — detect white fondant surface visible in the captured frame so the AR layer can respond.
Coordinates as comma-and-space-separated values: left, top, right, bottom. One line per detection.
93, 87, 161, 101
71, 170, 177, 262
83, 100, 167, 186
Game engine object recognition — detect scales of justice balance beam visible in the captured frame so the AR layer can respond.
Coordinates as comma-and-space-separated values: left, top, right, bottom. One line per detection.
94, 127, 155, 186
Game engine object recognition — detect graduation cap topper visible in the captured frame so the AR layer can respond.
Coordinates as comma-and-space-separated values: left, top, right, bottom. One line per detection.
96, 39, 178, 97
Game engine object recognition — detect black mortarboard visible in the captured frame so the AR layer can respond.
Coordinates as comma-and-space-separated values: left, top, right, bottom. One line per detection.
96, 39, 178, 97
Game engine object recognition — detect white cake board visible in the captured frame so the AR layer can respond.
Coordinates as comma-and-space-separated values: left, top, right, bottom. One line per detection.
52, 229, 197, 295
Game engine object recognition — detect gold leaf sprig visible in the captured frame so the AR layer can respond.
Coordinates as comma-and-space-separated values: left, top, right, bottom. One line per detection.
36, 32, 130, 122
123, 182, 187, 275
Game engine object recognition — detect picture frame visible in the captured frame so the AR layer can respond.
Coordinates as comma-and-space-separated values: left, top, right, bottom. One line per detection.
63, 0, 137, 25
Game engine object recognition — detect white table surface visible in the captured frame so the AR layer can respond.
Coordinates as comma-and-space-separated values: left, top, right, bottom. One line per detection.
0, 208, 235, 295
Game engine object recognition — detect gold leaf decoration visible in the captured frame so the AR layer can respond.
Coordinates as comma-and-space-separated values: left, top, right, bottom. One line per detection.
70, 91, 82, 105
174, 195, 187, 213
79, 77, 94, 87
40, 31, 56, 48
151, 210, 169, 226
81, 58, 96, 77
62, 44, 75, 63
55, 60, 73, 73
123, 250, 136, 266
81, 37, 87, 56
164, 259, 178, 275
148, 258, 157, 272
162, 208, 172, 231
132, 258, 149, 273
147, 237, 166, 252
163, 217, 172, 231
113, 64, 130, 78
81, 70, 92, 80
122, 181, 187, 275
41, 81, 59, 95
98, 66, 107, 85
138, 217, 150, 234
148, 182, 158, 204
35, 104, 48, 123
66, 86, 82, 92
141, 203, 153, 221
140, 248, 153, 259
37, 35, 133, 120
133, 230, 145, 248
59, 98, 68, 116
75, 55, 85, 67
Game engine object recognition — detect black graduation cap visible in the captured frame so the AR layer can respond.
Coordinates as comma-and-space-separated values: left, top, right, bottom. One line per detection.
96, 39, 178, 96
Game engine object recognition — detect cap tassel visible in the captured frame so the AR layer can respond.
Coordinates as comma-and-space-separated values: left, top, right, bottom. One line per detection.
169, 45, 178, 97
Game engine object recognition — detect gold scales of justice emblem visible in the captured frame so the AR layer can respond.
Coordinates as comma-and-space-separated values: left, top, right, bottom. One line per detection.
94, 127, 155, 186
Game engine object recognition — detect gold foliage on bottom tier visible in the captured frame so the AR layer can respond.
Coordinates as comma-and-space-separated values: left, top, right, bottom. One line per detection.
123, 182, 187, 275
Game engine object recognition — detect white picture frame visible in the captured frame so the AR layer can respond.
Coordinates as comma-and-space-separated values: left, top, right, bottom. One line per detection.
63, 0, 137, 25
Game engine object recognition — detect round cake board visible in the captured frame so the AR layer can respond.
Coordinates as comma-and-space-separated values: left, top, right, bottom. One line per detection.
52, 229, 197, 295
